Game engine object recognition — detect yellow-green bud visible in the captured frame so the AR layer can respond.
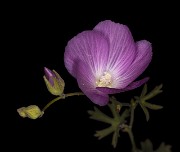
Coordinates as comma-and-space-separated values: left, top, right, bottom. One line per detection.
17, 107, 27, 118
17, 105, 43, 119
43, 67, 65, 96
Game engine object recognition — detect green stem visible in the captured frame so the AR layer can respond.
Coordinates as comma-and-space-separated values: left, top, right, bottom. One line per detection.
65, 92, 84, 98
126, 128, 137, 152
129, 105, 135, 128
124, 101, 138, 152
42, 96, 62, 112
42, 92, 84, 112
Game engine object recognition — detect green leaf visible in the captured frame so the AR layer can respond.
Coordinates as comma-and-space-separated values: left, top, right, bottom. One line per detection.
87, 107, 113, 124
112, 127, 120, 148
143, 84, 163, 101
140, 139, 153, 152
94, 126, 114, 140
141, 83, 148, 97
119, 109, 130, 122
108, 99, 121, 119
143, 102, 163, 110
155, 142, 172, 152
88, 99, 131, 148
138, 84, 163, 120
134, 96, 139, 100
140, 139, 172, 152
140, 103, 150, 121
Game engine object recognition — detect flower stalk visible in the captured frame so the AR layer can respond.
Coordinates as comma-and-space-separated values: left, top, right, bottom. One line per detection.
123, 99, 138, 152
42, 92, 84, 113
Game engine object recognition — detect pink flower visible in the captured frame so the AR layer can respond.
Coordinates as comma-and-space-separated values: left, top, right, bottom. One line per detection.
64, 20, 152, 106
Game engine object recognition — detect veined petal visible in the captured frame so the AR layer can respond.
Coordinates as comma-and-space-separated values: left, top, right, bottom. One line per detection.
75, 60, 109, 106
121, 77, 149, 91
85, 91, 109, 106
93, 20, 136, 77
44, 67, 55, 86
96, 77, 149, 94
64, 30, 109, 78
114, 40, 152, 88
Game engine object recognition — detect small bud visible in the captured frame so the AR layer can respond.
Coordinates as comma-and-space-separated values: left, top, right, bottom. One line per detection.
17, 107, 27, 118
43, 67, 65, 96
17, 105, 43, 119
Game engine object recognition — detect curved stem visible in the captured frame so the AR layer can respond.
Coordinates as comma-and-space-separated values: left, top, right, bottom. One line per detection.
42, 96, 62, 112
42, 92, 84, 112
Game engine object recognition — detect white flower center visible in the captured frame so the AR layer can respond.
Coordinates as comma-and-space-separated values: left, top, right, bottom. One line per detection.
96, 72, 112, 87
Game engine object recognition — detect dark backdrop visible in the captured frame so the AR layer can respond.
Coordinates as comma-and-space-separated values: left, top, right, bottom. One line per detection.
7, 3, 179, 152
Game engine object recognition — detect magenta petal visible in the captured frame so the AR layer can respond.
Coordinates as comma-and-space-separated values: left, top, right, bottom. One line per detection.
115, 40, 152, 88
94, 20, 136, 76
44, 67, 54, 78
84, 91, 109, 106
64, 30, 109, 78
96, 87, 123, 94
121, 77, 149, 91
44, 67, 55, 86
75, 60, 109, 106
96, 77, 149, 94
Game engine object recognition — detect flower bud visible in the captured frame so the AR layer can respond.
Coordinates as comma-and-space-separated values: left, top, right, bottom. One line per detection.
43, 67, 65, 96
17, 105, 43, 119
17, 107, 27, 118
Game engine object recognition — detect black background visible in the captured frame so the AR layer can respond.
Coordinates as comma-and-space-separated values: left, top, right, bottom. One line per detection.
6, 2, 179, 152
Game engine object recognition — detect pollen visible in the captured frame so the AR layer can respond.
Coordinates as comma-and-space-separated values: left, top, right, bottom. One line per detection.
96, 72, 112, 87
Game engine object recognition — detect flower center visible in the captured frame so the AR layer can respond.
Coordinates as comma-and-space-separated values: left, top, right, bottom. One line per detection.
96, 72, 112, 87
